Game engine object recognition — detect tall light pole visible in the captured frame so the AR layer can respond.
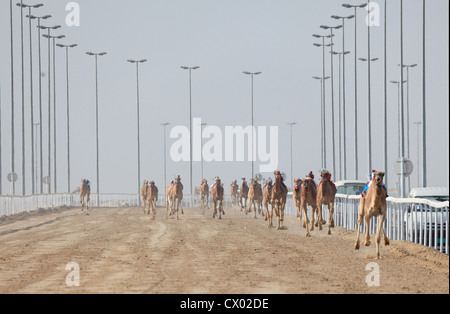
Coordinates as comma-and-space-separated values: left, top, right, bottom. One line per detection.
0, 84, 2, 195
359, 57, 379, 175
40, 24, 61, 194
181, 66, 200, 196
162, 123, 171, 200
201, 122, 207, 181
342, 2, 367, 180
243, 71, 262, 180
29, 15, 51, 194
44, 33, 65, 194
127, 59, 147, 205
313, 76, 331, 169
414, 122, 422, 188
9, 0, 16, 195
57, 43, 77, 193
421, 0, 427, 188
33, 122, 39, 189
320, 24, 342, 178
331, 14, 354, 180
332, 51, 350, 181
86, 51, 107, 206
399, 0, 406, 198
391, 79, 407, 195
287, 122, 297, 191
20, 3, 43, 195
313, 34, 333, 169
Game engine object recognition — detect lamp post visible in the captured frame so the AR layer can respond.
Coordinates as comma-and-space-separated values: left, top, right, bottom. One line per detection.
414, 122, 422, 188
19, 3, 43, 195
342, 2, 367, 180
359, 57, 379, 175
181, 66, 200, 196
127, 59, 147, 205
391, 79, 407, 195
331, 14, 354, 180
287, 122, 297, 191
421, 0, 427, 188
40, 25, 60, 194
28, 14, 51, 194
332, 51, 350, 181
320, 24, 342, 178
243, 71, 262, 180
9, 0, 16, 195
57, 43, 77, 193
201, 122, 207, 181
161, 122, 171, 200
313, 76, 331, 169
43, 33, 65, 194
86, 51, 107, 206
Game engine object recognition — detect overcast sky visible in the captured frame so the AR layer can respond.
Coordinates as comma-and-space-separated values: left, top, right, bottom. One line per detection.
0, 0, 448, 196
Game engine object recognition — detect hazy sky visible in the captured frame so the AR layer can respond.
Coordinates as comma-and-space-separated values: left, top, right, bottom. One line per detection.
0, 0, 448, 196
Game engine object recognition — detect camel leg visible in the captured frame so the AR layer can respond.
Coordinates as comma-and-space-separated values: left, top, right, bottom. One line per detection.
176, 199, 180, 220
375, 215, 385, 259
381, 225, 390, 246
317, 203, 323, 231
354, 198, 365, 250
364, 216, 371, 247
213, 200, 217, 219
151, 200, 156, 220
254, 201, 257, 219
166, 199, 170, 219
218, 200, 223, 220
80, 196, 84, 211
303, 203, 311, 237
328, 202, 335, 235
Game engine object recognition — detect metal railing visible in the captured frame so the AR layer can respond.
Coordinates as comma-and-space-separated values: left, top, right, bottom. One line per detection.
1, 193, 448, 254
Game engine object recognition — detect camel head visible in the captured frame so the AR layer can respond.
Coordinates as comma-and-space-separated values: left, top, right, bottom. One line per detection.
320, 170, 332, 182
294, 178, 302, 189
143, 180, 149, 186
274, 171, 282, 182
149, 181, 155, 186
373, 171, 385, 186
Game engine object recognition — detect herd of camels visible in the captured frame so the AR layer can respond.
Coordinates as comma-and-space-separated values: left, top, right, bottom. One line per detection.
79, 170, 389, 259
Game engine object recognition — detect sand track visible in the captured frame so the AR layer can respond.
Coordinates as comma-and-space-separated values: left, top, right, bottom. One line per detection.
0, 206, 448, 294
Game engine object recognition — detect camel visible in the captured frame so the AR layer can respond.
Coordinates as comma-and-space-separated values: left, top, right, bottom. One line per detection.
248, 179, 263, 218
211, 177, 225, 219
300, 177, 319, 237
230, 180, 239, 208
263, 179, 273, 227
166, 176, 184, 219
200, 179, 210, 213
141, 180, 149, 214
239, 178, 249, 212
80, 179, 91, 211
316, 170, 337, 235
292, 178, 303, 219
355, 171, 390, 259
145, 181, 159, 219
271, 171, 288, 230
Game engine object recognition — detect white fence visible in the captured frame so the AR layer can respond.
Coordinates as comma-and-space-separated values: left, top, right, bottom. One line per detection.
1, 193, 448, 254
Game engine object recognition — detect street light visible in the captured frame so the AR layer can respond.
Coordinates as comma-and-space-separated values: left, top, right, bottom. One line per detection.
9, 0, 16, 195
181, 66, 200, 197
320, 24, 342, 178
287, 122, 297, 191
331, 14, 354, 180
342, 2, 368, 180
57, 43, 77, 193
28, 14, 51, 194
413, 122, 422, 188
161, 122, 171, 200
332, 51, 350, 181
359, 57, 379, 175
313, 76, 330, 169
313, 34, 333, 169
201, 122, 207, 182
243, 71, 262, 180
86, 51, 107, 206
19, 3, 43, 195
127, 59, 147, 205
43, 33, 65, 194
40, 24, 61, 194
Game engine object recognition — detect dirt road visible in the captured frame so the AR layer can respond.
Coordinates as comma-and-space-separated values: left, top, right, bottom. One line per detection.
0, 205, 448, 294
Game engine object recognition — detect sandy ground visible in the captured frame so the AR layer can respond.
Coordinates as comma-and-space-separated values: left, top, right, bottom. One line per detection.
0, 205, 448, 294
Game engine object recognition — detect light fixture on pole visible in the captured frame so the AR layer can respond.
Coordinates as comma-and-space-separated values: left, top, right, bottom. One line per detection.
342, 2, 368, 180
86, 51, 107, 206
181, 66, 200, 197
331, 14, 354, 180
28, 14, 51, 194
127, 58, 147, 205
57, 43, 77, 193
320, 24, 342, 178
243, 71, 262, 180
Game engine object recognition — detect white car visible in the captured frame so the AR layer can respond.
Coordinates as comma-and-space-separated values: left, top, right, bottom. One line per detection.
335, 180, 367, 196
